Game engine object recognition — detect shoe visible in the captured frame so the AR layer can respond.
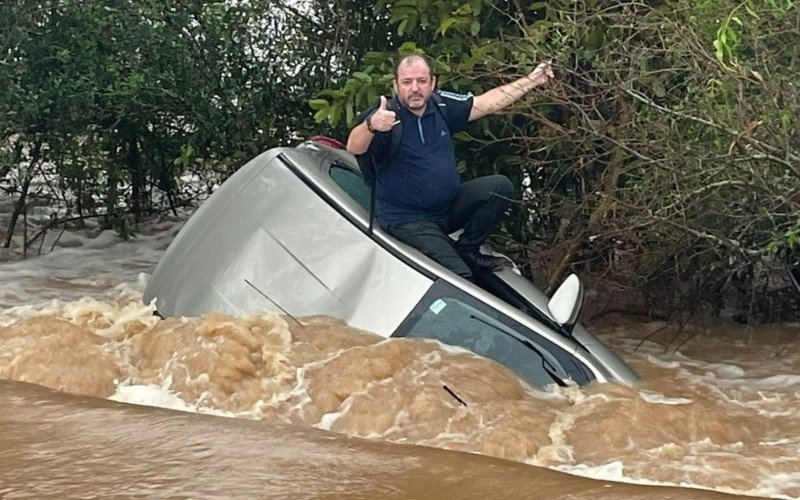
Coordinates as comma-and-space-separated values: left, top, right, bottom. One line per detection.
457, 246, 508, 271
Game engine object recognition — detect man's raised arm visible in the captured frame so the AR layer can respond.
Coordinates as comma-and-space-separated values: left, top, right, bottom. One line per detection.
468, 60, 554, 122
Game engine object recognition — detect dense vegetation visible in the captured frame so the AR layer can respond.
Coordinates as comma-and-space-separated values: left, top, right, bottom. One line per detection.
2, 0, 799, 322
0, 0, 392, 237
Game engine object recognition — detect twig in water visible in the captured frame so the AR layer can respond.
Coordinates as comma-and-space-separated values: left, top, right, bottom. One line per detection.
443, 385, 468, 407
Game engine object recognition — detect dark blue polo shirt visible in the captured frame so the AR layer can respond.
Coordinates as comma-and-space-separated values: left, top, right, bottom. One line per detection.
364, 91, 473, 228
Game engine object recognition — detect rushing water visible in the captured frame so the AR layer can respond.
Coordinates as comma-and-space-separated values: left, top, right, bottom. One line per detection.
1, 195, 799, 498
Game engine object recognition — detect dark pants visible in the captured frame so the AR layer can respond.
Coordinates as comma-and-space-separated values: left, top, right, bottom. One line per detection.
386, 175, 514, 281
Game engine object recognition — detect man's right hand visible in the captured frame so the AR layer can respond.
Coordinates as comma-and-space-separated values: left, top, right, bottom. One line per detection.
368, 96, 399, 132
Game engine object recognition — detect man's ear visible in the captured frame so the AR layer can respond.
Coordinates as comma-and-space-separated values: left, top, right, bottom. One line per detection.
392, 78, 398, 96
431, 76, 437, 89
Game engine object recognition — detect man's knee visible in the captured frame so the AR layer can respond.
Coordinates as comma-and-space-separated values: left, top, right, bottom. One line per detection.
471, 174, 514, 200
490, 174, 515, 199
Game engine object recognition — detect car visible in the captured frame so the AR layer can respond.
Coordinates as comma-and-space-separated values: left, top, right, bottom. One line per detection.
143, 137, 640, 388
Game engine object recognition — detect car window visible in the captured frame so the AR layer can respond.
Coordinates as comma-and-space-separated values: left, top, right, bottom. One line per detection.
329, 163, 370, 211
394, 280, 592, 387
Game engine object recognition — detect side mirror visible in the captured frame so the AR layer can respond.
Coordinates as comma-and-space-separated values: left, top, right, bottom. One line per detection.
548, 274, 584, 329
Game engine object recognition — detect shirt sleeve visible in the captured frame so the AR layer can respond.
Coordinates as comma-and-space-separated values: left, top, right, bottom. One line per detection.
436, 90, 474, 133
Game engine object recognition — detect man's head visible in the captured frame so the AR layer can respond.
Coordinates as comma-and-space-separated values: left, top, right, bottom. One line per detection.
393, 54, 436, 114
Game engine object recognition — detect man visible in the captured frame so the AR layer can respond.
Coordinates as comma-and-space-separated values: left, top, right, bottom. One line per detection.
347, 54, 553, 282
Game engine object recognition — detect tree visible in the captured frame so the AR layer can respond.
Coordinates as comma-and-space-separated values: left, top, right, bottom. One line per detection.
313, 0, 800, 321
1, 0, 347, 245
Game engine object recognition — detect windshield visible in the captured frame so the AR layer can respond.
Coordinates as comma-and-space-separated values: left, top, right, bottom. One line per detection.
393, 281, 592, 387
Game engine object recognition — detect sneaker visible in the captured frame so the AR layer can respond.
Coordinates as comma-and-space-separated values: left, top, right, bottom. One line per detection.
457, 246, 508, 271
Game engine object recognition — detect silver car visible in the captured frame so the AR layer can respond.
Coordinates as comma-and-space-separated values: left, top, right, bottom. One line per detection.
144, 138, 639, 388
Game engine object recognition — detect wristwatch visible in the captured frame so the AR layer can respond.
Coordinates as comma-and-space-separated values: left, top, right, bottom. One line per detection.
366, 113, 377, 133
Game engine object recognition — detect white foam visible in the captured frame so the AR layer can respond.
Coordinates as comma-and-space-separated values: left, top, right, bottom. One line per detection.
707, 363, 746, 378
423, 338, 475, 356
110, 383, 232, 418
317, 408, 346, 431
555, 460, 626, 481
756, 471, 800, 499
747, 374, 800, 390
644, 354, 681, 369
110, 383, 197, 412
759, 438, 795, 446
554, 461, 738, 496
638, 390, 692, 405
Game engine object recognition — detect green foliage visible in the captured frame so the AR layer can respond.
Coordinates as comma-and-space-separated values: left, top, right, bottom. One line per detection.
1, 0, 382, 239
310, 41, 426, 125
318, 0, 800, 321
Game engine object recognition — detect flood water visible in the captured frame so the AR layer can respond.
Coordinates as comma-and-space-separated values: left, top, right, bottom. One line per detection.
1, 195, 799, 498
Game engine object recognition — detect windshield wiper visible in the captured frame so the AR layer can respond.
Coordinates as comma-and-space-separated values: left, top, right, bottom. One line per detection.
517, 338, 567, 387
469, 315, 567, 387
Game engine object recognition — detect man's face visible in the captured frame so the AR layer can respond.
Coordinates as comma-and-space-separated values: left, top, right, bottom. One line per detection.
393, 59, 436, 114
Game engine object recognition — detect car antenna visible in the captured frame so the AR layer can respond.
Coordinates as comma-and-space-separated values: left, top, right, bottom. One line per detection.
244, 278, 305, 327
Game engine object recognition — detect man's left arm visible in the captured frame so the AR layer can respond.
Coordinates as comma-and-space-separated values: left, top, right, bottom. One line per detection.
468, 60, 554, 122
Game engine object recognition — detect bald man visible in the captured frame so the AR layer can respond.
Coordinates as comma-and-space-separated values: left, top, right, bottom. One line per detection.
348, 54, 553, 282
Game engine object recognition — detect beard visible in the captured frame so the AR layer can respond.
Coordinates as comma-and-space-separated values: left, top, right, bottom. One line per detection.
401, 92, 428, 111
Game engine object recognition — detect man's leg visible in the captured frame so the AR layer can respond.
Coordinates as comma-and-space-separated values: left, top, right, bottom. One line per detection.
386, 219, 473, 281
448, 175, 514, 269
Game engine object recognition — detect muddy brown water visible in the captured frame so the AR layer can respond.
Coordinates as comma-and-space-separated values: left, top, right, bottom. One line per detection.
1, 304, 798, 498
1, 198, 798, 497
1, 378, 738, 499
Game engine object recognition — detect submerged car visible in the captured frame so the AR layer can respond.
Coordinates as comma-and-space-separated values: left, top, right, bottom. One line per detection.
144, 137, 639, 388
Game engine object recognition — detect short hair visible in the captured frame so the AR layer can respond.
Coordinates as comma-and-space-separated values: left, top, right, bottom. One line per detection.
394, 54, 434, 78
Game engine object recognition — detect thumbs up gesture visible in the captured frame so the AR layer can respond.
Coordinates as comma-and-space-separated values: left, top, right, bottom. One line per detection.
368, 96, 399, 132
